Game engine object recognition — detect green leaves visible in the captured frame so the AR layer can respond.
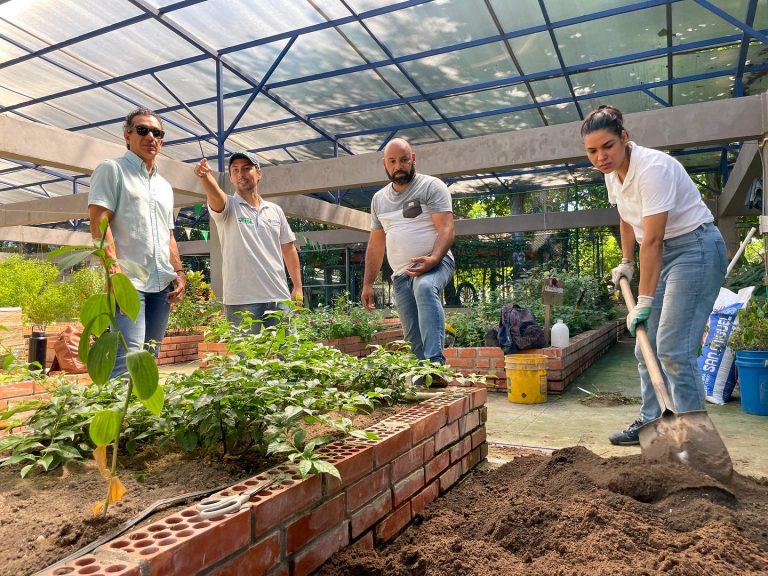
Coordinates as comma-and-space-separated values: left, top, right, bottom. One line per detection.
88, 332, 118, 385
111, 273, 140, 321
127, 350, 163, 415
90, 409, 122, 446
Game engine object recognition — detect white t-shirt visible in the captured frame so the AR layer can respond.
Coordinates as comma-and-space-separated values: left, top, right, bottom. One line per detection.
209, 195, 295, 305
370, 173, 453, 277
604, 142, 713, 243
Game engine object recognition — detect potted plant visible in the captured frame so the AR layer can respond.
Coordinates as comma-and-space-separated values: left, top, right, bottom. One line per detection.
728, 298, 768, 416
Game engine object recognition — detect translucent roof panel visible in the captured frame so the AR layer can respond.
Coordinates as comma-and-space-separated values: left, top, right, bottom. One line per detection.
361, 0, 499, 57
0, 0, 765, 210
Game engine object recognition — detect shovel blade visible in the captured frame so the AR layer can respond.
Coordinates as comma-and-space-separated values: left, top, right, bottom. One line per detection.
638, 410, 733, 483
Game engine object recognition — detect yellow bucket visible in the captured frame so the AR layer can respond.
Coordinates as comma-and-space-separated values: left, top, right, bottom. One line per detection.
505, 354, 548, 404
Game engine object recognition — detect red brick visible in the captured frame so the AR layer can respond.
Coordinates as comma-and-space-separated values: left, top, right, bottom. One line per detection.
458, 409, 480, 437
375, 502, 412, 543
443, 348, 459, 358
212, 531, 280, 576
444, 396, 470, 423
424, 450, 450, 483
411, 480, 439, 516
369, 424, 411, 468
479, 405, 488, 423
0, 381, 34, 400
475, 357, 490, 368
463, 446, 484, 473
434, 421, 459, 452
346, 465, 389, 513
470, 387, 488, 409
447, 357, 474, 369
253, 474, 323, 537
350, 490, 392, 538
458, 348, 477, 358
471, 426, 486, 449
439, 461, 463, 494
351, 530, 375, 551
449, 436, 472, 464
102, 506, 251, 576
477, 346, 505, 357
317, 442, 374, 494
407, 410, 446, 444
265, 563, 289, 576
290, 521, 349, 576
392, 468, 425, 508
36, 554, 140, 576
421, 437, 435, 462
391, 445, 424, 482
286, 493, 345, 555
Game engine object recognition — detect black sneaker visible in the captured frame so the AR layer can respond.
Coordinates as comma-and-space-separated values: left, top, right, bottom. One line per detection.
609, 418, 643, 446
412, 373, 450, 388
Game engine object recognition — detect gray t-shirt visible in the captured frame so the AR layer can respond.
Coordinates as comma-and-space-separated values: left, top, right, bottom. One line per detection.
209, 194, 295, 305
370, 173, 453, 277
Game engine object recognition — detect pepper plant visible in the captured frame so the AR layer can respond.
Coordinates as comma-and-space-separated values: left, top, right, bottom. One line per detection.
48, 219, 163, 516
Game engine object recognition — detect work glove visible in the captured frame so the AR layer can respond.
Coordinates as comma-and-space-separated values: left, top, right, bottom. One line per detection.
611, 258, 635, 286
627, 295, 653, 337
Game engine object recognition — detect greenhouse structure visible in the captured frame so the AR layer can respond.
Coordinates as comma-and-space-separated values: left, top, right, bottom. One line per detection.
0, 1, 767, 576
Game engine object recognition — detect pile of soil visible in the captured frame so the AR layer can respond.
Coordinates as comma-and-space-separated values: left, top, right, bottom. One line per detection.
320, 446, 768, 576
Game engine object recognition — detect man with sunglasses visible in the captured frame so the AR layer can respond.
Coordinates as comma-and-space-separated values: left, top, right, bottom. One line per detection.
88, 107, 186, 378
194, 151, 302, 334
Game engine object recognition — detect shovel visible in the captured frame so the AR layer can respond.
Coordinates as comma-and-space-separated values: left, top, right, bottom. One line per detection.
618, 276, 733, 483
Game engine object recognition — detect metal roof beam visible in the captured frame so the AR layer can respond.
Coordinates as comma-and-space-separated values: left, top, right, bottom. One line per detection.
734, 0, 760, 97
693, 0, 768, 46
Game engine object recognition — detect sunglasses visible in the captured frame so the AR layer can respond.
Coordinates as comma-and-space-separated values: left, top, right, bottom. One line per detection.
131, 125, 165, 139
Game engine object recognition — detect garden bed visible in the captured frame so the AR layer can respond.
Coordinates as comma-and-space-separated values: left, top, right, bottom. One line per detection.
1, 387, 487, 576
446, 319, 626, 393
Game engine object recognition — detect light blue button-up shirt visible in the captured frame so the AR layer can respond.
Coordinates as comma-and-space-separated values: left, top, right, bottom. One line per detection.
88, 151, 177, 293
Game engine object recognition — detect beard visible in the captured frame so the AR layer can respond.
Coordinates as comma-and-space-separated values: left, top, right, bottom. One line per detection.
386, 164, 415, 186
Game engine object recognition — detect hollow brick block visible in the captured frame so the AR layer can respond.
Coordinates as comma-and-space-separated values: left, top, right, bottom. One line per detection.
424, 450, 450, 483
438, 461, 463, 494
375, 501, 412, 544
286, 493, 345, 555
210, 531, 280, 576
392, 468, 425, 508
350, 490, 392, 538
411, 480, 440, 516
345, 465, 389, 513
37, 554, 140, 576
102, 505, 250, 576
390, 444, 424, 482
290, 521, 349, 576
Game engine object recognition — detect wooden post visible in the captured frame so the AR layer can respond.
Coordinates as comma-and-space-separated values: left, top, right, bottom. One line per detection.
544, 304, 551, 346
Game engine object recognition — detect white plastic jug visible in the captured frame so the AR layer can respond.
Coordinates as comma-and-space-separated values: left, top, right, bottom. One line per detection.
551, 319, 569, 348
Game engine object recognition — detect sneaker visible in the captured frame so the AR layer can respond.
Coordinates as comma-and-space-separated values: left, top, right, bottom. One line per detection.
609, 418, 643, 446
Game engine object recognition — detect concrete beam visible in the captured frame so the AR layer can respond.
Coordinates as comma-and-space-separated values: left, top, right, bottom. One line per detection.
259, 94, 768, 196
719, 141, 763, 218
0, 225, 91, 246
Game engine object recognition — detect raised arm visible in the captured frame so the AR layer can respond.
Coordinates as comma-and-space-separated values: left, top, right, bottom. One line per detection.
194, 158, 227, 213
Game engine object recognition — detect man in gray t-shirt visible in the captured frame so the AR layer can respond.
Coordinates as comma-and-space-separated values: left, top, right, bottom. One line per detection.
195, 151, 302, 334
362, 138, 455, 378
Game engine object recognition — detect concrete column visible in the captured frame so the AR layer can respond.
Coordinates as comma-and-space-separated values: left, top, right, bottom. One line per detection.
761, 133, 768, 284
717, 216, 739, 258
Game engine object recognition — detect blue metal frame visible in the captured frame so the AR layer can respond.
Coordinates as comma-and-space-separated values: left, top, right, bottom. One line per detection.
0, 0, 764, 212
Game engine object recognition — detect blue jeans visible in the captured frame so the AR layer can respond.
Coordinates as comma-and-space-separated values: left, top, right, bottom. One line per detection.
393, 256, 455, 364
636, 223, 727, 422
225, 302, 289, 335
111, 285, 172, 378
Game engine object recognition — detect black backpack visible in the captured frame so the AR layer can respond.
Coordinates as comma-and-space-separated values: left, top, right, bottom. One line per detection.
497, 304, 546, 354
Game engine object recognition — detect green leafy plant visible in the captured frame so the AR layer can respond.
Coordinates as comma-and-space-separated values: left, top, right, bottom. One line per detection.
48, 220, 163, 516
0, 256, 101, 328
167, 270, 222, 334
729, 299, 768, 351
294, 292, 384, 341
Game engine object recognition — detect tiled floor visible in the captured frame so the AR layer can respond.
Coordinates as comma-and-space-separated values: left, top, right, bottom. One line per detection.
484, 338, 768, 480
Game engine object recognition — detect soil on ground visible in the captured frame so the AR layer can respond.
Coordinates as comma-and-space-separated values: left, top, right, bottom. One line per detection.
319, 446, 768, 576
0, 406, 408, 576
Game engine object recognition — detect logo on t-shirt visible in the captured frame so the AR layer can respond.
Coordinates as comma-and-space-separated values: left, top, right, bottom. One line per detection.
238, 217, 254, 225
403, 200, 422, 218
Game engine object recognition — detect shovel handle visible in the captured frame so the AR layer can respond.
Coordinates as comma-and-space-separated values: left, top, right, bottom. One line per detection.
618, 277, 675, 412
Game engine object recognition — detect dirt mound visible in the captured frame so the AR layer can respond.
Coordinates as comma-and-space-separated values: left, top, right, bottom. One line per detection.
319, 446, 768, 576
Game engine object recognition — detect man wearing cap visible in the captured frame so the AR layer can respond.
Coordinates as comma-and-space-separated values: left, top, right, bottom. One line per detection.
88, 107, 186, 378
194, 152, 302, 333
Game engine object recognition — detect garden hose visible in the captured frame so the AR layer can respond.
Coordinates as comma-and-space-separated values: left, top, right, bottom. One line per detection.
33, 482, 234, 576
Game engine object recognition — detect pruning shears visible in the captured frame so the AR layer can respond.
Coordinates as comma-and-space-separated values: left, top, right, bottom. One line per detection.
196, 475, 283, 519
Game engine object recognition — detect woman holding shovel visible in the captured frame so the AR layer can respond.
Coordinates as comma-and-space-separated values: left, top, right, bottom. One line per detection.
581, 105, 728, 447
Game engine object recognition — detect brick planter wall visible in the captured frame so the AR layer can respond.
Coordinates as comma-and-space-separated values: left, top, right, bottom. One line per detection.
40, 387, 488, 576
445, 320, 626, 393
157, 333, 204, 366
